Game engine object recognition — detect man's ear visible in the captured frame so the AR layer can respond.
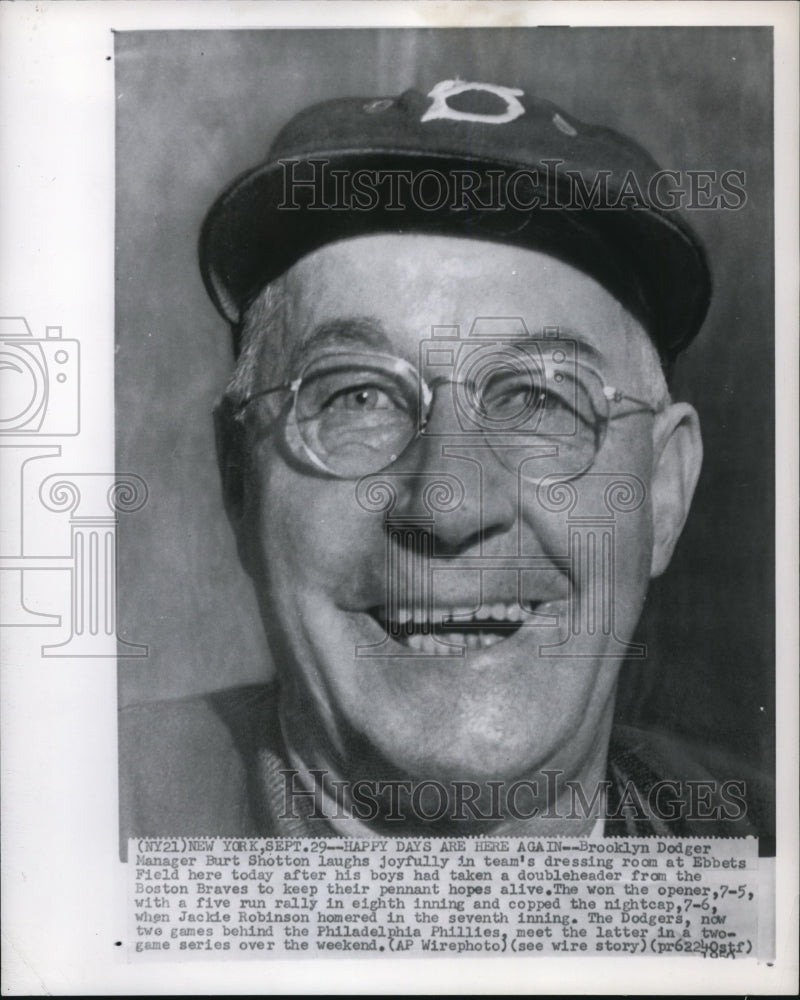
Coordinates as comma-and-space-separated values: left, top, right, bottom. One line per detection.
213, 397, 248, 529
650, 402, 703, 578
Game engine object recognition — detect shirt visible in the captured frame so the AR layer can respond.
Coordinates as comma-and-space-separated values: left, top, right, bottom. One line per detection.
119, 682, 773, 856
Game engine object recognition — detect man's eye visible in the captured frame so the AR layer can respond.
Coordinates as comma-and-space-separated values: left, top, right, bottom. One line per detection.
328, 386, 394, 411
481, 376, 543, 415
298, 367, 412, 421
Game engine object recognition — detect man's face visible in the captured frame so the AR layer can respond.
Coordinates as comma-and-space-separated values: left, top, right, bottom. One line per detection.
230, 234, 672, 786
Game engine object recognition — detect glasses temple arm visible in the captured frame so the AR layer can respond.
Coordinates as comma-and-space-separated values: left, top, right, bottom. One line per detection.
237, 378, 300, 409
603, 385, 660, 416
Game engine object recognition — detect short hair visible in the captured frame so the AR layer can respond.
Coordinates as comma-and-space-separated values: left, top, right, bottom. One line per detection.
223, 275, 288, 413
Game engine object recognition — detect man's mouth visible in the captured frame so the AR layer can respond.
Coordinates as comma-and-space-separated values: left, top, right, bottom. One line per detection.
368, 601, 550, 653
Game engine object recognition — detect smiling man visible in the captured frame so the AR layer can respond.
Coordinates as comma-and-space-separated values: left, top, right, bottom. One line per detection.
121, 81, 769, 841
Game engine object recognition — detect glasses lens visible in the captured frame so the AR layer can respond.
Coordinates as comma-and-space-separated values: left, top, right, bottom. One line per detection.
293, 354, 419, 477
285, 350, 607, 481
456, 344, 545, 431
488, 366, 606, 482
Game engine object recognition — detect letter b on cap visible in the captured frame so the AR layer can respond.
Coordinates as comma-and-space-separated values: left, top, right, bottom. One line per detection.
421, 80, 525, 125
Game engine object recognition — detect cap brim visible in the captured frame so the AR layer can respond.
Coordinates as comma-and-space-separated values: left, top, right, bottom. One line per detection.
199, 149, 711, 360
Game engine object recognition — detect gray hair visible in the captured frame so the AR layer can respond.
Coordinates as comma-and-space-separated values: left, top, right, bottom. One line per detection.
223, 276, 289, 412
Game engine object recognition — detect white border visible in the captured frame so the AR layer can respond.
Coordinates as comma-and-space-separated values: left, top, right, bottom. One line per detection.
1, 2, 797, 995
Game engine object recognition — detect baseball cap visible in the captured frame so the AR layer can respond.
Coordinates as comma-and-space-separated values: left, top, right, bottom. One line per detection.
199, 80, 711, 360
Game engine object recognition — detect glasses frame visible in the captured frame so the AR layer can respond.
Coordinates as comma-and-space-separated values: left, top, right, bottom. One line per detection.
232, 349, 659, 481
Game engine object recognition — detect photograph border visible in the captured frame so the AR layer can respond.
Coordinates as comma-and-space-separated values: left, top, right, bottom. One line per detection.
1, 2, 797, 995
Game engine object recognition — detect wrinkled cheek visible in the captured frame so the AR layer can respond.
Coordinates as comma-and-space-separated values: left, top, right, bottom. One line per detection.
520, 486, 654, 641
243, 451, 381, 600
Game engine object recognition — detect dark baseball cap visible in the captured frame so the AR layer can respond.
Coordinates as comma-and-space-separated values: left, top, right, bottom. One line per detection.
199, 80, 711, 360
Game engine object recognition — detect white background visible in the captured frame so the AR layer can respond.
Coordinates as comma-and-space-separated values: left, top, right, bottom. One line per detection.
1, 2, 797, 994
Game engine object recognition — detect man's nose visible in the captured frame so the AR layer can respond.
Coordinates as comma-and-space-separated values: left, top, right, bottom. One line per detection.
388, 389, 518, 553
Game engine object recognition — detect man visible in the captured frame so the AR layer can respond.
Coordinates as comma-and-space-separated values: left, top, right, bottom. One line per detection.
121, 80, 770, 842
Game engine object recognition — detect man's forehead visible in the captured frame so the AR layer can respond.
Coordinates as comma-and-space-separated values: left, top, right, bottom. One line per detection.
287, 315, 605, 369
281, 233, 646, 368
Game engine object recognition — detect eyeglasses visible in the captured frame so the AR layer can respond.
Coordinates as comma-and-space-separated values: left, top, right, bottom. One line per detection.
232, 347, 657, 481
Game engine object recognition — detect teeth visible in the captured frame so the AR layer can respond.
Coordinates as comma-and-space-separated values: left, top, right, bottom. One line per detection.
411, 632, 446, 655
404, 630, 507, 654
381, 602, 540, 628
449, 606, 473, 622
374, 598, 560, 654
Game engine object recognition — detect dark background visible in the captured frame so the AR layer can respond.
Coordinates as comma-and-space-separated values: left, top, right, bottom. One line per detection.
115, 28, 774, 784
